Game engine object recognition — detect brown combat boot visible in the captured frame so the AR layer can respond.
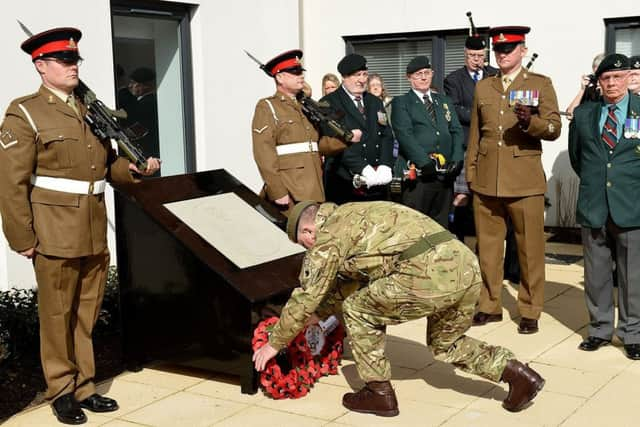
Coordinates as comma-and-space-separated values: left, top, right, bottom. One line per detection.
501, 360, 545, 412
342, 380, 399, 417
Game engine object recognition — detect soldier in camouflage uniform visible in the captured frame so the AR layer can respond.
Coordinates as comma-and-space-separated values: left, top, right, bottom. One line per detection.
254, 201, 545, 416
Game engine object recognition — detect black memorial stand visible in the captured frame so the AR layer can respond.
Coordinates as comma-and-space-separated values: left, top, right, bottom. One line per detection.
112, 169, 303, 394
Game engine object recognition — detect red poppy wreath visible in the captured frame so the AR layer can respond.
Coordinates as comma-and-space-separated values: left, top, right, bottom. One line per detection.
252, 315, 345, 399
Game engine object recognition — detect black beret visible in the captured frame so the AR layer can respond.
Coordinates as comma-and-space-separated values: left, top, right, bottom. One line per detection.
406, 56, 431, 74
130, 67, 156, 84
595, 53, 629, 78
338, 54, 367, 76
465, 36, 486, 50
630, 55, 640, 70
21, 27, 82, 61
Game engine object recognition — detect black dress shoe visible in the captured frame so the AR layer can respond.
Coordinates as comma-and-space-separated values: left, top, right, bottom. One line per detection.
517, 318, 539, 334
624, 343, 640, 360
472, 312, 503, 326
79, 394, 119, 413
52, 393, 87, 425
578, 336, 611, 352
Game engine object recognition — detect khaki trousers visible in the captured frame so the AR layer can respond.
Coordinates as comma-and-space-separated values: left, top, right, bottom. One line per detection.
473, 193, 546, 319
34, 250, 110, 401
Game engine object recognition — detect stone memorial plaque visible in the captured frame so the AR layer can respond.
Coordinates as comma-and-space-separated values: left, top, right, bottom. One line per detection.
164, 192, 304, 268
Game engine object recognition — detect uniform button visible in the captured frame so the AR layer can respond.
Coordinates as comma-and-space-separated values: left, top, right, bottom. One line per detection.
436, 131, 440, 135
376, 144, 379, 148
91, 165, 96, 170
498, 125, 503, 131
609, 150, 613, 155
607, 181, 612, 187
377, 131, 382, 136
363, 144, 367, 147
500, 110, 504, 115
436, 145, 440, 149
375, 158, 379, 162
502, 95, 506, 99
87, 144, 92, 149
498, 141, 503, 146
607, 163, 612, 168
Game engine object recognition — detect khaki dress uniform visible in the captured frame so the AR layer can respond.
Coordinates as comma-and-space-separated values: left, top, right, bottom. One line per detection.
0, 85, 135, 401
251, 90, 325, 208
269, 202, 515, 383
466, 70, 561, 319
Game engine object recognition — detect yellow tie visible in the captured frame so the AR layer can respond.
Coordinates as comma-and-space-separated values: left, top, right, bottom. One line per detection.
66, 95, 80, 117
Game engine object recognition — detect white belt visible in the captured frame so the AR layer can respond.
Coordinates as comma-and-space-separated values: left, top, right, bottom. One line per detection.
276, 141, 318, 156
30, 175, 107, 195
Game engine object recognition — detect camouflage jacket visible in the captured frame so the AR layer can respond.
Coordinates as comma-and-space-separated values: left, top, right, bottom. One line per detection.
269, 201, 446, 350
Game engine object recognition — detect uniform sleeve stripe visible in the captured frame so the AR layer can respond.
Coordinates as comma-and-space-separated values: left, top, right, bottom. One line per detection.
17, 103, 39, 136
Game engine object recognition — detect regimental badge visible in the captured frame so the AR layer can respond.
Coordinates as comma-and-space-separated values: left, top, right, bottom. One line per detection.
634, 60, 640, 69
624, 117, 640, 139
614, 60, 622, 68
67, 38, 77, 49
509, 89, 539, 107
548, 122, 555, 134
47, 95, 55, 104
635, 145, 640, 156
0, 129, 18, 150
377, 111, 388, 126
498, 33, 506, 42
443, 103, 451, 122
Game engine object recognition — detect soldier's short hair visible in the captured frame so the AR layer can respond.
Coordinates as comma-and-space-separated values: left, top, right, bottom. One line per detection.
297, 204, 319, 236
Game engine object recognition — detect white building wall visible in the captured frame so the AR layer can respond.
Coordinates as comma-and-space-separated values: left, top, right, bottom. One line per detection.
0, 0, 637, 289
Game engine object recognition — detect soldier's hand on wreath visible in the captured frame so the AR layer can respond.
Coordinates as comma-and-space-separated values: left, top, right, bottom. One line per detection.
19, 247, 35, 259
253, 342, 278, 372
514, 103, 532, 128
305, 313, 321, 327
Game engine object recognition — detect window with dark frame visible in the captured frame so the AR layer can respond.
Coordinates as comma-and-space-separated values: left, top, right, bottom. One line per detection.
344, 29, 490, 97
111, 0, 196, 176
605, 17, 640, 56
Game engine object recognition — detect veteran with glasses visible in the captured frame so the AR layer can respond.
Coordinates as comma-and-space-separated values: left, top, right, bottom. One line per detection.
569, 54, 640, 360
391, 55, 464, 227
0, 27, 160, 425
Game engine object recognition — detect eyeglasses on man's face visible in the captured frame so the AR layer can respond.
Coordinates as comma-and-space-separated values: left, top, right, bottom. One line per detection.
466, 53, 485, 60
411, 70, 433, 79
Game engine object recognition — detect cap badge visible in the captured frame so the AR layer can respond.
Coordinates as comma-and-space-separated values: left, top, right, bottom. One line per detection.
614, 60, 622, 68
67, 38, 77, 49
634, 60, 640, 68
498, 33, 506, 42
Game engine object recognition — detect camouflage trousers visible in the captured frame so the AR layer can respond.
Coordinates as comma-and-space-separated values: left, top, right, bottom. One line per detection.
342, 239, 515, 383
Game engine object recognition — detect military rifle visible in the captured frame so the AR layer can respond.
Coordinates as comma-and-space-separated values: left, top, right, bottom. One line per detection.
17, 21, 149, 171
244, 49, 354, 144
296, 93, 354, 143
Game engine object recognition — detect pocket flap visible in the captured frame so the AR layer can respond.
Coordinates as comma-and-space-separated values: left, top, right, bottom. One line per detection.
513, 145, 541, 157
30, 187, 80, 207
39, 129, 80, 146
278, 154, 305, 170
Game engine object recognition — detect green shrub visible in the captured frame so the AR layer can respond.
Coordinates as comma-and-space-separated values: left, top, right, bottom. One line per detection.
0, 266, 120, 365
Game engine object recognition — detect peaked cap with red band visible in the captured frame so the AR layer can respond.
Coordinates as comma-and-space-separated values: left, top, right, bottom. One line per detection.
488, 26, 530, 45
263, 49, 304, 77
21, 27, 82, 61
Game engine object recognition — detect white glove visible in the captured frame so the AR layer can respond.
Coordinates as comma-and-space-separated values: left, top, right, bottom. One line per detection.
376, 165, 393, 185
361, 165, 377, 188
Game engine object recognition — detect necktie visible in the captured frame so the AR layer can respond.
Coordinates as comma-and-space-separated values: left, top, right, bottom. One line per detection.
473, 71, 480, 83
602, 104, 618, 149
66, 95, 80, 117
423, 95, 436, 122
355, 96, 365, 115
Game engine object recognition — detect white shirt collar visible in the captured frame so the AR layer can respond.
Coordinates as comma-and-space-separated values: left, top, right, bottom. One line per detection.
413, 88, 432, 102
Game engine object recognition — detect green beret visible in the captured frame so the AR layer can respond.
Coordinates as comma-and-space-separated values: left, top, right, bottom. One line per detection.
406, 56, 431, 74
338, 54, 367, 76
595, 53, 629, 78
286, 201, 318, 243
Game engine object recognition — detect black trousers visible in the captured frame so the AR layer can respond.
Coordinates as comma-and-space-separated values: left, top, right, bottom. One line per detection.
401, 178, 452, 228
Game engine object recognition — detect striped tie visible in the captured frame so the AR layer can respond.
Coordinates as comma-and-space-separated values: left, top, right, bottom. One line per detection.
602, 104, 618, 149
473, 71, 480, 83
423, 95, 436, 122
355, 96, 365, 115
